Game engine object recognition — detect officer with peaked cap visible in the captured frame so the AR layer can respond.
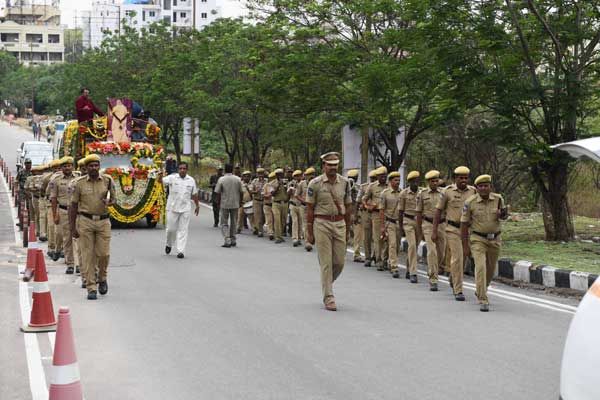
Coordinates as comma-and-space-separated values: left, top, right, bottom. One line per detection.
47, 159, 65, 261
346, 169, 362, 262
263, 171, 276, 240
306, 152, 352, 311
70, 154, 116, 300
379, 171, 402, 277
271, 168, 288, 244
249, 168, 267, 236
363, 166, 388, 270
399, 170, 421, 282
24, 165, 44, 238
289, 169, 304, 246
416, 170, 446, 291
461, 174, 508, 311
433, 166, 476, 301
237, 170, 253, 234
296, 167, 316, 251
40, 159, 60, 246
357, 169, 378, 265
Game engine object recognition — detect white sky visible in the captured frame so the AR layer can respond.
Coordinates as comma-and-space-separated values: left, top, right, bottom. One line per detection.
49, 0, 245, 27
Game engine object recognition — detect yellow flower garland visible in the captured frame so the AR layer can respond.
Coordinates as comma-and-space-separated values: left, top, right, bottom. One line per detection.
108, 179, 165, 224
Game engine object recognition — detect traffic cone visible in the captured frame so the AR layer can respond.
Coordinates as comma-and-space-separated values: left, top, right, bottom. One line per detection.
560, 276, 600, 400
49, 307, 83, 400
22, 222, 38, 282
21, 250, 56, 333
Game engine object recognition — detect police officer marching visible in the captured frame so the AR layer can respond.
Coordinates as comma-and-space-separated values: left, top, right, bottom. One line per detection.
237, 171, 253, 234
399, 171, 420, 282
295, 167, 315, 252
379, 171, 402, 278
69, 154, 116, 300
306, 152, 352, 311
249, 168, 267, 237
461, 175, 508, 312
358, 170, 378, 266
289, 170, 304, 247
346, 169, 362, 262
270, 168, 287, 244
363, 167, 388, 270
263, 171, 276, 240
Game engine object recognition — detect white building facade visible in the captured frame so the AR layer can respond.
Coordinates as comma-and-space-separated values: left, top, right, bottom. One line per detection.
82, 0, 222, 49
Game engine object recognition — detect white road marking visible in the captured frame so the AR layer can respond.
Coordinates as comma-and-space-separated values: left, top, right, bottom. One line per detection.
200, 200, 577, 314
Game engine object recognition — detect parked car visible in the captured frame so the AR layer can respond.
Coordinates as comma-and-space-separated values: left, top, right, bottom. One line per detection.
17, 141, 53, 170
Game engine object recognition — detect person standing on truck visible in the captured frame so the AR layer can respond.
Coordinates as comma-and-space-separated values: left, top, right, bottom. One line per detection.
75, 87, 104, 124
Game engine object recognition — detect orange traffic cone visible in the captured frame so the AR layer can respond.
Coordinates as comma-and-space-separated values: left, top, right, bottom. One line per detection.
22, 223, 38, 282
49, 307, 83, 400
21, 250, 56, 333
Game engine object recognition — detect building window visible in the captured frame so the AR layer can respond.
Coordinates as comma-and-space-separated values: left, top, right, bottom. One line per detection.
25, 34, 43, 44
0, 33, 19, 43
149, 11, 156, 17
201, 0, 207, 2
173, 12, 177, 22
173, 0, 177, 6
201, 12, 207, 18
143, 10, 146, 21
180, 12, 186, 18
48, 34, 60, 44
49, 52, 63, 62
164, 0, 171, 10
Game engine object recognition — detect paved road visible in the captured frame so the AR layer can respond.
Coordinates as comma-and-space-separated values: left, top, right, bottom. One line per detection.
0, 122, 576, 400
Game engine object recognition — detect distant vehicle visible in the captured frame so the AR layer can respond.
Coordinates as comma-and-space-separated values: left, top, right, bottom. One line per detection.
17, 141, 53, 170
52, 120, 72, 158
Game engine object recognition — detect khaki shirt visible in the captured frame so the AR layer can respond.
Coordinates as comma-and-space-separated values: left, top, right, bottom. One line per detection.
71, 174, 116, 215
295, 180, 308, 205
461, 193, 505, 236
271, 180, 288, 202
379, 187, 401, 220
399, 187, 419, 216
416, 187, 444, 221
50, 173, 78, 207
306, 174, 351, 216
25, 175, 40, 197
436, 183, 476, 230
249, 178, 266, 201
241, 182, 252, 203
364, 182, 387, 210
45, 171, 62, 198
263, 179, 276, 205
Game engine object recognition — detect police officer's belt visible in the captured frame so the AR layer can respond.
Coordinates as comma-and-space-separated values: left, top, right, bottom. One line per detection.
403, 213, 415, 220
385, 217, 398, 223
58, 204, 69, 210
79, 212, 109, 221
424, 216, 445, 224
315, 214, 344, 222
473, 231, 501, 240
447, 220, 460, 228
273, 200, 286, 204
368, 208, 380, 213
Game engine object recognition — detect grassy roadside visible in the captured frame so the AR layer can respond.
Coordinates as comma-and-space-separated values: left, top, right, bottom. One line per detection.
501, 213, 600, 274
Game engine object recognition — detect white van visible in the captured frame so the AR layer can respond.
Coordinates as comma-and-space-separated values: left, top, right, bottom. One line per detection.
17, 141, 53, 170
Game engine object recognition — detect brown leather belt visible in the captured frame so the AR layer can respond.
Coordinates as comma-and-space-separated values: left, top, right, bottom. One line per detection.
473, 231, 501, 240
79, 212, 109, 221
58, 204, 69, 211
273, 200, 286, 204
424, 216, 445, 224
385, 217, 398, 223
368, 209, 380, 213
315, 214, 344, 222
447, 220, 460, 228
403, 213, 415, 220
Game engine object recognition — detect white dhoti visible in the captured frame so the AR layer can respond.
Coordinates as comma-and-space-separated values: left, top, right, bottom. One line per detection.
166, 210, 191, 253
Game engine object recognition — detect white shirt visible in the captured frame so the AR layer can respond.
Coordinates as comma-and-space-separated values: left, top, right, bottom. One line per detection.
163, 174, 198, 213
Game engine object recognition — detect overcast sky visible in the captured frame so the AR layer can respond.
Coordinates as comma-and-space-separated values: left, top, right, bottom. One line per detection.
52, 0, 246, 27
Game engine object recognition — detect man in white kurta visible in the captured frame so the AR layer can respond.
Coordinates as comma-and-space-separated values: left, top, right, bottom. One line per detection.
162, 163, 199, 258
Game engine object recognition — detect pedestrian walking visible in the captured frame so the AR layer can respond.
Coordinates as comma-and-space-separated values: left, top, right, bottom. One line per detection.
295, 167, 315, 251
161, 162, 199, 259
249, 168, 267, 237
433, 166, 476, 301
209, 167, 223, 227
415, 170, 447, 291
363, 167, 388, 270
215, 164, 244, 248
306, 152, 352, 311
69, 154, 115, 300
460, 174, 508, 311
379, 171, 402, 278
399, 171, 420, 282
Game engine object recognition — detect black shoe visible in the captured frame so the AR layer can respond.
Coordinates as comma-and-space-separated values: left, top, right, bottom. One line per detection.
480, 304, 489, 312
222, 243, 231, 248
275, 239, 284, 244
59, 252, 64, 259
39, 236, 47, 242
455, 293, 466, 301
177, 253, 184, 258
231, 242, 237, 247
430, 283, 439, 292
75, 266, 80, 274
213, 223, 218, 228
65, 266, 74, 274
293, 241, 299, 247
51, 252, 60, 262
392, 271, 400, 279
364, 260, 371, 267
257, 233, 264, 238
165, 245, 171, 254
99, 281, 108, 295
410, 275, 418, 283
253, 230, 258, 236
269, 235, 274, 241
377, 264, 385, 271
405, 271, 410, 279
87, 291, 97, 300
305, 245, 312, 252
47, 250, 54, 258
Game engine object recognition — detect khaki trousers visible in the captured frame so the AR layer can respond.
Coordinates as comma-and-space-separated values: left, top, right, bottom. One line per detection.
352, 220, 363, 258
385, 221, 400, 272
471, 238, 500, 304
281, 203, 289, 235
290, 204, 303, 241
47, 207, 62, 252
422, 221, 446, 283
78, 216, 111, 293
371, 212, 384, 263
236, 207, 250, 232
301, 206, 312, 249
314, 219, 346, 302
58, 209, 74, 266
39, 198, 48, 238
272, 202, 285, 240
252, 200, 264, 233
263, 204, 273, 236
362, 210, 373, 261
31, 197, 40, 235
403, 221, 418, 275
446, 229, 464, 294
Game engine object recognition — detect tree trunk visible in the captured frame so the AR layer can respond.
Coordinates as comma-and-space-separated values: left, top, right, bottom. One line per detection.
534, 161, 574, 241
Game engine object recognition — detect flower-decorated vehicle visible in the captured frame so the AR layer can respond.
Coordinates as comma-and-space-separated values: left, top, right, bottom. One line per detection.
64, 98, 165, 227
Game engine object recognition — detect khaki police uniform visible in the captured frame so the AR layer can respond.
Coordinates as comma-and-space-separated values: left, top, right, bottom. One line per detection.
249, 177, 266, 235
263, 179, 275, 238
436, 183, 476, 294
364, 181, 387, 266
379, 187, 401, 273
350, 180, 363, 261
71, 174, 116, 294
461, 192, 505, 305
416, 188, 446, 284
237, 180, 253, 233
306, 173, 351, 304
399, 186, 419, 276
295, 177, 312, 250
47, 171, 64, 255
38, 169, 54, 240
288, 178, 303, 243
25, 174, 42, 234
358, 182, 372, 264
50, 171, 79, 269
271, 179, 288, 241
